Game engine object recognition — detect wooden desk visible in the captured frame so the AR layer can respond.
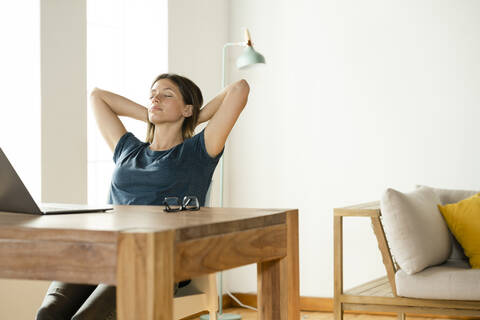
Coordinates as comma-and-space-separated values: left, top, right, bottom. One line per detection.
0, 206, 299, 320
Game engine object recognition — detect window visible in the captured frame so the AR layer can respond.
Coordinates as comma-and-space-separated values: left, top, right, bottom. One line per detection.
87, 0, 167, 204
0, 0, 40, 200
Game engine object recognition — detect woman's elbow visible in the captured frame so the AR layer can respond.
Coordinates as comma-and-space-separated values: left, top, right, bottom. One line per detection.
90, 87, 103, 99
235, 79, 250, 92
232, 80, 250, 101
89, 88, 104, 109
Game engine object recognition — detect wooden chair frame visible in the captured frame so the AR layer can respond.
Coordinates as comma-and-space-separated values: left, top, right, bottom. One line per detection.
333, 201, 480, 320
174, 274, 218, 320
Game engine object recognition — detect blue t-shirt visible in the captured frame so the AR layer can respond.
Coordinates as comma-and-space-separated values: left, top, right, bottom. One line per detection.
108, 129, 223, 206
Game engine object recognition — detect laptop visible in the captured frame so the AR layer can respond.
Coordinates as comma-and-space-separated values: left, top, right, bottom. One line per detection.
0, 148, 113, 215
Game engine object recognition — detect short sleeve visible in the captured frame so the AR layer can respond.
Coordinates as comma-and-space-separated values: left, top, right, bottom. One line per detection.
113, 132, 142, 163
189, 129, 224, 163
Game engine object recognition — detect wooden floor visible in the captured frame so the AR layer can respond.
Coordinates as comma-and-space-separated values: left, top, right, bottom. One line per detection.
193, 308, 449, 319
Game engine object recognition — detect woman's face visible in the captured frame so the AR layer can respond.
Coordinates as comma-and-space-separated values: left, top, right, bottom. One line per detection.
148, 79, 192, 125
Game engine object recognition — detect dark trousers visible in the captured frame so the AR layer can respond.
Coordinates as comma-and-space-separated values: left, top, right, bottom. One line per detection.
35, 282, 116, 320
36, 280, 189, 319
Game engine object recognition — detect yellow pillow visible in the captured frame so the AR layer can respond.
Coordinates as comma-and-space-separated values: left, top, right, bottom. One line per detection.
438, 193, 480, 268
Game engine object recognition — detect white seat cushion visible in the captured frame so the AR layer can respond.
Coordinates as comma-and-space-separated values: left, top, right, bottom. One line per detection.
396, 260, 480, 300
381, 187, 451, 274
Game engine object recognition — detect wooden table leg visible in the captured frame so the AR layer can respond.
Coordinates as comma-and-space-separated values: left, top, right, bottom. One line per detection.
334, 215, 343, 320
117, 229, 174, 320
257, 258, 286, 320
287, 210, 300, 320
257, 210, 299, 320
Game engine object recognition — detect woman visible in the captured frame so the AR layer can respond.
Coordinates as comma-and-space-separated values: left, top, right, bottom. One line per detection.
36, 73, 250, 320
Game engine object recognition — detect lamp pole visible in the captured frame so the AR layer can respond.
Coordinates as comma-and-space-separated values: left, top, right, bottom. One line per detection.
216, 41, 245, 320
201, 28, 265, 320
219, 42, 243, 209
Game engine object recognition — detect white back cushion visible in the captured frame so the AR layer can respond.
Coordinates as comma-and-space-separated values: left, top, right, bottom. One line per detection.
416, 185, 478, 260
416, 185, 478, 205
380, 187, 451, 274
204, 181, 213, 206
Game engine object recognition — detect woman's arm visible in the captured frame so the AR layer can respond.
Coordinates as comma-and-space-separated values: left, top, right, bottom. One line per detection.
90, 88, 148, 152
203, 79, 250, 157
197, 85, 230, 125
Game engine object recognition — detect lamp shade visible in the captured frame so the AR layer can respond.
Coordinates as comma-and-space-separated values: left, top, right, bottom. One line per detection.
236, 46, 266, 69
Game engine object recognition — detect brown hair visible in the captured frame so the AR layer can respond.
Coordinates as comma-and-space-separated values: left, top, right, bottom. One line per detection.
146, 73, 203, 143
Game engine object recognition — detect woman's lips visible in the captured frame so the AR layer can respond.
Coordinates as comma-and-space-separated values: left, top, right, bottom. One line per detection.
150, 106, 163, 112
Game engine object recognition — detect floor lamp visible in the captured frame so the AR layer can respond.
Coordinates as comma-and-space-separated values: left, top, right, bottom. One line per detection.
200, 28, 265, 320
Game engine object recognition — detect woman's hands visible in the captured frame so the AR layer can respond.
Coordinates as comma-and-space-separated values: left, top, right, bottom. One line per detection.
197, 86, 228, 125
91, 88, 148, 122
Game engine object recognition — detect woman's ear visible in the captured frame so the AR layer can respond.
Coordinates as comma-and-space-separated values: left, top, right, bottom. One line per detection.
183, 105, 193, 118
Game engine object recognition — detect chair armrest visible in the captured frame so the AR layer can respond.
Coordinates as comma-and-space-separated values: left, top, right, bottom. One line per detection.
334, 201, 381, 217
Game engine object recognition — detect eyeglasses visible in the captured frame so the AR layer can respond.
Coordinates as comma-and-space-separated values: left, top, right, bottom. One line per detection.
163, 196, 200, 212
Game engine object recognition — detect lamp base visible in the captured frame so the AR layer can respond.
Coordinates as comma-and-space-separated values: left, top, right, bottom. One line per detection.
200, 313, 242, 320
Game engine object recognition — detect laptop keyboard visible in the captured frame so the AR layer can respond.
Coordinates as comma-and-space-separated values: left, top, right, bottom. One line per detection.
40, 207, 65, 211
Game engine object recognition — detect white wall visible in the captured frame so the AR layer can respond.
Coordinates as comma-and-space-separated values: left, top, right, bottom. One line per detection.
168, 0, 229, 206
224, 0, 480, 297
41, 0, 87, 204
168, 0, 228, 97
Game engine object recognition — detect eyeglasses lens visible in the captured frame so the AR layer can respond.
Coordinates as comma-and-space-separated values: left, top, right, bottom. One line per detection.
183, 196, 199, 210
164, 197, 181, 211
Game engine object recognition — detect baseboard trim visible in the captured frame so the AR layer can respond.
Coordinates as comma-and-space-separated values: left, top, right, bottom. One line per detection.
182, 293, 480, 319
226, 293, 480, 319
